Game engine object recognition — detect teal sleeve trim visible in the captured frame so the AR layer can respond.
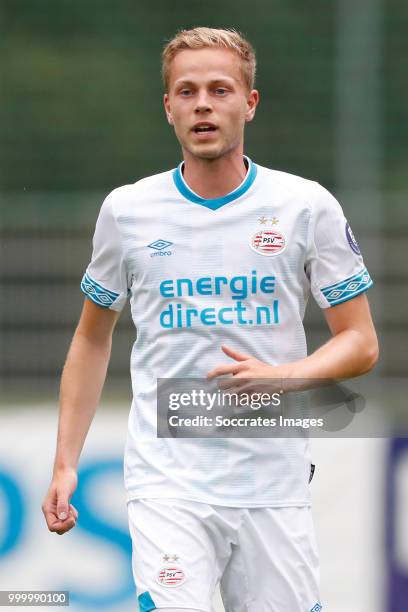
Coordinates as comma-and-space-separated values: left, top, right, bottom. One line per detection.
321, 267, 373, 306
80, 272, 120, 308
138, 591, 156, 612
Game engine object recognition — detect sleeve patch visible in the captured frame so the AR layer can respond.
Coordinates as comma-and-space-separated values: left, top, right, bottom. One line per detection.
81, 272, 120, 308
345, 221, 361, 255
321, 267, 373, 306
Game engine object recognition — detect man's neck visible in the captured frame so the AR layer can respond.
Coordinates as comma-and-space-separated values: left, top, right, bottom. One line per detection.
181, 150, 248, 200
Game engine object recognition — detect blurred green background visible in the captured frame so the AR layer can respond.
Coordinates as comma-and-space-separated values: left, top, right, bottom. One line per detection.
1, 0, 407, 398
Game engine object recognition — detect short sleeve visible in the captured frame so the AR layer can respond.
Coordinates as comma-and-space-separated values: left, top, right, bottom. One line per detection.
305, 182, 373, 308
80, 193, 129, 311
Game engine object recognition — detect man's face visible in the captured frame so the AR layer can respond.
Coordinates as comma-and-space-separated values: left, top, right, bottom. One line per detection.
164, 47, 259, 161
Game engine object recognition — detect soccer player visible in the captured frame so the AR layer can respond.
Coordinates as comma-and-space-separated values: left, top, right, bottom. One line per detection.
42, 27, 378, 612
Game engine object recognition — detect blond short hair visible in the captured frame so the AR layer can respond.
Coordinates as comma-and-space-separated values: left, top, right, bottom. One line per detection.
162, 27, 256, 92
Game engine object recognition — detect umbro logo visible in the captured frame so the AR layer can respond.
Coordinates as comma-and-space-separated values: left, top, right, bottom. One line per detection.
147, 239, 173, 258
148, 239, 173, 251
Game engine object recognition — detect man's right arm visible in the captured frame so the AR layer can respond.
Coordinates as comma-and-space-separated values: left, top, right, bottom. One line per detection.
42, 298, 120, 535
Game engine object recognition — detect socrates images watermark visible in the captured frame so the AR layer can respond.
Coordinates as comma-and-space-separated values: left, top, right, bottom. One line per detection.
155, 377, 403, 439
159, 384, 326, 435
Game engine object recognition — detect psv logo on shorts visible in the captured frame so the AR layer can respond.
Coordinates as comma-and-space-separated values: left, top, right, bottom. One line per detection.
156, 566, 186, 587
250, 229, 286, 257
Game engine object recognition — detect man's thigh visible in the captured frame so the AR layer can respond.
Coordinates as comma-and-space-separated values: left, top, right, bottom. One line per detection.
220, 506, 322, 612
128, 498, 232, 612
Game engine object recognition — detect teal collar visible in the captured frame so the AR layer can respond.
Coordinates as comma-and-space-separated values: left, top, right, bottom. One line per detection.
172, 156, 257, 210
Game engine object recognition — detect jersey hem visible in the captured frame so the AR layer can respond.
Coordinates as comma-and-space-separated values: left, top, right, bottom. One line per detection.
125, 491, 311, 509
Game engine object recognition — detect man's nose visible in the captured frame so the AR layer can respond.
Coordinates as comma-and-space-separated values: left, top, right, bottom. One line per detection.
194, 91, 212, 113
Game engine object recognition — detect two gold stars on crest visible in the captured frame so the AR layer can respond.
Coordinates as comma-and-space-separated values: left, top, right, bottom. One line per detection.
163, 553, 179, 561
259, 216, 279, 225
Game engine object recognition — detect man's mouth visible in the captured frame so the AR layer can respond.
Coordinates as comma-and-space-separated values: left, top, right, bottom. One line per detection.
193, 123, 217, 134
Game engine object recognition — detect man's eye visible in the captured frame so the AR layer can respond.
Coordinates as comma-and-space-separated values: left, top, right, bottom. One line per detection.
215, 88, 227, 95
180, 89, 192, 96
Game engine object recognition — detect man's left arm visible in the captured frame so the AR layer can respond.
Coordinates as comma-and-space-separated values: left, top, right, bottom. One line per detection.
207, 293, 378, 382
287, 292, 379, 379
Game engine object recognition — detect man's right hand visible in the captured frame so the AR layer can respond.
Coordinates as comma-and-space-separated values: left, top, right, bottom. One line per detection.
42, 468, 78, 535
42, 299, 119, 536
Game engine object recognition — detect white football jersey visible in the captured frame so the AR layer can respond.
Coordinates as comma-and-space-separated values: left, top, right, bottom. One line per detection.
81, 157, 373, 507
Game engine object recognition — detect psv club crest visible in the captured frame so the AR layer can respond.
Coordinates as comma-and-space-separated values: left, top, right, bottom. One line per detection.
156, 554, 186, 588
250, 216, 286, 257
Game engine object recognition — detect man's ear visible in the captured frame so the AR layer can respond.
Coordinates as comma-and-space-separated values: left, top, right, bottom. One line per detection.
245, 89, 259, 123
163, 93, 174, 125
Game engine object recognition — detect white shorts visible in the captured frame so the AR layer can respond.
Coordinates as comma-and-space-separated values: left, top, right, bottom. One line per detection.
127, 497, 322, 612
